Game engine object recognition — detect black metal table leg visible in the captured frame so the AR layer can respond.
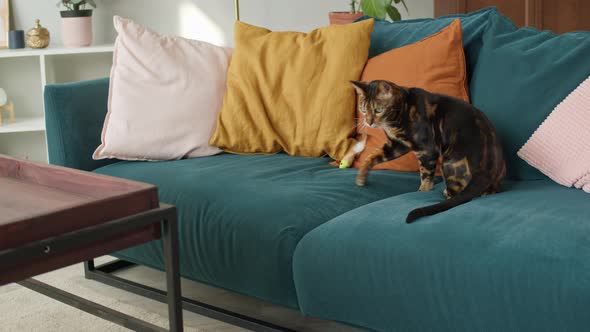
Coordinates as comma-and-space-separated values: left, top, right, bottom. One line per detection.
81, 205, 292, 332
18, 279, 166, 332
86, 258, 293, 332
4, 204, 186, 332
162, 208, 183, 332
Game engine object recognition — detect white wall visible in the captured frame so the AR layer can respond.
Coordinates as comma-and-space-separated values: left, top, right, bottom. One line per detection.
10, 0, 434, 47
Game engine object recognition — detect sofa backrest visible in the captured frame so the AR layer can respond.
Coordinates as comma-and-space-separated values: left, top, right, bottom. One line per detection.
359, 7, 497, 83
470, 12, 590, 180
363, 8, 590, 181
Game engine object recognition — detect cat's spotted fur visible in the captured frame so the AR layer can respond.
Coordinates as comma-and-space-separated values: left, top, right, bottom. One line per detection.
351, 80, 505, 223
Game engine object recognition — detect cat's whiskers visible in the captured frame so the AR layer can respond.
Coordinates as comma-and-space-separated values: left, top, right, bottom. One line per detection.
355, 117, 369, 131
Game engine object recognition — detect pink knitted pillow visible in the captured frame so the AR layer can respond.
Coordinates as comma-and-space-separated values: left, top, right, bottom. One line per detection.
518, 76, 590, 192
94, 16, 232, 161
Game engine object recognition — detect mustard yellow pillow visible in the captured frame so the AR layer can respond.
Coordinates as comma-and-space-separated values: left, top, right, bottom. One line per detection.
210, 20, 374, 160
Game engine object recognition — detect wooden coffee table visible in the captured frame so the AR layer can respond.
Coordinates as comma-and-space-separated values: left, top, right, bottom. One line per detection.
0, 155, 183, 331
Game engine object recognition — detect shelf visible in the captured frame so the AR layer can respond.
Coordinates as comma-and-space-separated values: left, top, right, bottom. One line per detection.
0, 116, 46, 133
0, 44, 114, 59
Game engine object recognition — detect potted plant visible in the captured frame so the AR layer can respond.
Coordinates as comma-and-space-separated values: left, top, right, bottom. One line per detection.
57, 0, 96, 47
329, 0, 409, 24
329, 1, 364, 25
361, 0, 409, 21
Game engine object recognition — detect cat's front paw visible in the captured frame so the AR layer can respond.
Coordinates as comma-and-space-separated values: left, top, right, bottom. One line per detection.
443, 189, 450, 198
443, 188, 456, 199
418, 181, 434, 192
356, 176, 367, 187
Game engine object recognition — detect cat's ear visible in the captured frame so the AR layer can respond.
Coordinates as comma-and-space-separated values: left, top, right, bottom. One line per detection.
351, 81, 368, 96
376, 81, 394, 100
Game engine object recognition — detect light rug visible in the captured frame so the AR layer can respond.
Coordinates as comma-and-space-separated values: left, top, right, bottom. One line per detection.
0, 257, 357, 332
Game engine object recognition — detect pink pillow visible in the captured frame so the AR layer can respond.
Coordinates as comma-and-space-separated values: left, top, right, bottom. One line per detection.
93, 16, 232, 161
518, 76, 590, 193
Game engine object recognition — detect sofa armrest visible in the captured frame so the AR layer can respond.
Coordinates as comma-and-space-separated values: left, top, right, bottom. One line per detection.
44, 78, 117, 171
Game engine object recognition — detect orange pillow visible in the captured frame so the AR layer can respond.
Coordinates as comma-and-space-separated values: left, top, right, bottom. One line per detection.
353, 19, 470, 172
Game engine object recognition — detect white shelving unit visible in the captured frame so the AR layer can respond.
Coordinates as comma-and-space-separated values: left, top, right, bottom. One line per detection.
0, 116, 45, 134
0, 44, 114, 162
0, 44, 114, 59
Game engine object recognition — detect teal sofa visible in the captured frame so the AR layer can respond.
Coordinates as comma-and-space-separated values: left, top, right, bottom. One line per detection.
44, 8, 590, 332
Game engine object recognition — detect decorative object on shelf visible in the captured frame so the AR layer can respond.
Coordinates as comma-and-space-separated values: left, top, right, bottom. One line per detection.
0, 88, 15, 126
9, 30, 25, 49
25, 20, 50, 49
361, 0, 409, 21
329, 1, 364, 25
58, 0, 96, 47
0, 88, 7, 106
0, 0, 9, 48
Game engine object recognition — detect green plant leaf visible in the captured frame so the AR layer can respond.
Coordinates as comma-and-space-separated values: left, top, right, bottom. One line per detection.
393, 0, 409, 12
387, 5, 402, 21
361, 0, 392, 20
58, 0, 96, 10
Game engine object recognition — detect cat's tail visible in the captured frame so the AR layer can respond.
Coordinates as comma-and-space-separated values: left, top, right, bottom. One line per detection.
406, 177, 489, 224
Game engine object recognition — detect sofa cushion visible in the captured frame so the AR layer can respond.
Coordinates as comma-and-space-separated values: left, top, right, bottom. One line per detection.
470, 12, 590, 180
209, 20, 373, 161
360, 7, 496, 81
94, 16, 232, 161
94, 153, 424, 308
293, 180, 590, 331
518, 75, 590, 192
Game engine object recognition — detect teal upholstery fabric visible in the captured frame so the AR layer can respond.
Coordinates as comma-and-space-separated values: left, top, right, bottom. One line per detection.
359, 7, 496, 80
44, 78, 116, 171
293, 180, 590, 332
470, 13, 590, 180
94, 154, 425, 308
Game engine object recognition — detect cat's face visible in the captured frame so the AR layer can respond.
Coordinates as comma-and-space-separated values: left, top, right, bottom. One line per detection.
351, 80, 407, 129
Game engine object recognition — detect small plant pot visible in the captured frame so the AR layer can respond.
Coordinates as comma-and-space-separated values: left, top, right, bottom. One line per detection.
60, 10, 93, 47
329, 12, 364, 25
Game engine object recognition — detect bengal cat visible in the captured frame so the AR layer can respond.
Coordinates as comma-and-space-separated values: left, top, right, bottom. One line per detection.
350, 80, 505, 223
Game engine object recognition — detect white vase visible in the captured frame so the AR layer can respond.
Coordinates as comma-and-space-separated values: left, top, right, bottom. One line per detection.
0, 88, 7, 106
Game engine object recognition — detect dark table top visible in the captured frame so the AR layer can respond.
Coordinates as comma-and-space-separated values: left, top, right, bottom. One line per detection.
0, 154, 159, 250
0, 154, 164, 285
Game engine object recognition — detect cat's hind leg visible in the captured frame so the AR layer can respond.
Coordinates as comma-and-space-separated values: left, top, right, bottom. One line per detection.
443, 189, 452, 199
416, 151, 439, 192
441, 157, 472, 198
482, 182, 501, 197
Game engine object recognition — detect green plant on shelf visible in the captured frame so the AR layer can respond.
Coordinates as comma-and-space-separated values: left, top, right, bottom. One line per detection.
349, 0, 361, 13
56, 0, 97, 12
357, 0, 409, 21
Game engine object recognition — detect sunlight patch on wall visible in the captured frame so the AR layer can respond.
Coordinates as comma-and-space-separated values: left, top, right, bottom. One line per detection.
178, 0, 226, 46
